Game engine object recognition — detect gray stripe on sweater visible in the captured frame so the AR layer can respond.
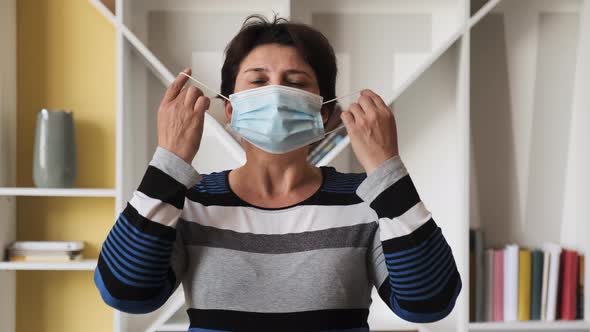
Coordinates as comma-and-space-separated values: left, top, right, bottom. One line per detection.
182, 246, 374, 312
177, 220, 378, 254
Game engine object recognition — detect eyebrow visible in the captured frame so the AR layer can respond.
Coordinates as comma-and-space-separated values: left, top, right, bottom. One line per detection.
243, 67, 311, 77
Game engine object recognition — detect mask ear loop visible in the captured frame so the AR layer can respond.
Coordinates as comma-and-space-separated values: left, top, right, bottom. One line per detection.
180, 72, 230, 102
181, 71, 359, 137
321, 90, 363, 136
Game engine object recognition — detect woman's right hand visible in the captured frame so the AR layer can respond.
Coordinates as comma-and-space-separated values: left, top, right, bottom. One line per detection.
158, 68, 210, 164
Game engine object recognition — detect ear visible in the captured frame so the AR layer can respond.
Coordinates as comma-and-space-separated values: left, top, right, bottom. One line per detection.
320, 105, 330, 126
224, 100, 233, 123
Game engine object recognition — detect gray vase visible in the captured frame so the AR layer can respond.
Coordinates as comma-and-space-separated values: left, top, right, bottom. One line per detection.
33, 109, 77, 188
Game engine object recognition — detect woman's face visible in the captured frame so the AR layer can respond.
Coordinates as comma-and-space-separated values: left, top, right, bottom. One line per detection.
224, 43, 328, 157
233, 43, 320, 95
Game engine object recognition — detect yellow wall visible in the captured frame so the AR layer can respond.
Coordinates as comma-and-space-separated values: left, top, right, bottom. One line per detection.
16, 0, 116, 331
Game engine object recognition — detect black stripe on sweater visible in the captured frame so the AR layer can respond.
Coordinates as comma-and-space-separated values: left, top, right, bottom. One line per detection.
137, 165, 187, 209
369, 175, 420, 219
381, 218, 438, 253
187, 308, 369, 331
122, 203, 176, 241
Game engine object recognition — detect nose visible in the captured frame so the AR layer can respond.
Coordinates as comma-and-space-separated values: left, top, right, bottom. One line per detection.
267, 72, 287, 87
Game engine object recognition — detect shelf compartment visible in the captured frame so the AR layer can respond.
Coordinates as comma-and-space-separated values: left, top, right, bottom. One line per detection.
0, 259, 97, 271
0, 187, 116, 197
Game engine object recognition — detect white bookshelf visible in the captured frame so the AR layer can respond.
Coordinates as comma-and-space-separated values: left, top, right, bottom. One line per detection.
92, 0, 590, 331
0, 0, 588, 331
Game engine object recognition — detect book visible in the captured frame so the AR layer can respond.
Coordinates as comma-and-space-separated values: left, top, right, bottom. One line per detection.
9, 254, 82, 262
485, 249, 494, 321
8, 241, 84, 252
469, 230, 476, 322
541, 251, 551, 320
493, 249, 504, 321
560, 250, 579, 320
543, 242, 562, 321
504, 244, 519, 321
475, 230, 485, 322
576, 255, 585, 319
517, 249, 532, 321
530, 250, 544, 320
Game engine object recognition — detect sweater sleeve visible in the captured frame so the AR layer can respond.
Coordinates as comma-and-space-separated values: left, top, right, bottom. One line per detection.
94, 147, 201, 314
359, 156, 462, 323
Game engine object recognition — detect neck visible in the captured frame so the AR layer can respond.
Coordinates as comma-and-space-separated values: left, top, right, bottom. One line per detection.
236, 144, 318, 196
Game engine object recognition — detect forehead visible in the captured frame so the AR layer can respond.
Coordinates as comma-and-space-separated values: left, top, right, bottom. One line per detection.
238, 44, 313, 73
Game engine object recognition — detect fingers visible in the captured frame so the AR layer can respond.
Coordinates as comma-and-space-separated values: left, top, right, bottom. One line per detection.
349, 103, 365, 125
361, 89, 390, 113
340, 110, 355, 129
194, 95, 210, 113
184, 86, 203, 108
163, 68, 191, 103
358, 94, 378, 120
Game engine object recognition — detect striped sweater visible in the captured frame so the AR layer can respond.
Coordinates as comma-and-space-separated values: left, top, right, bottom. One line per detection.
95, 147, 461, 331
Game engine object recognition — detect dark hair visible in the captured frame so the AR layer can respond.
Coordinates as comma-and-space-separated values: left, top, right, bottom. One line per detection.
221, 14, 337, 112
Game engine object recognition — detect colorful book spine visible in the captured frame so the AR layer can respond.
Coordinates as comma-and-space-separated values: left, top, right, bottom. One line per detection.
560, 249, 579, 320
485, 249, 494, 321
504, 244, 519, 321
493, 249, 504, 321
541, 251, 550, 320
518, 249, 532, 321
543, 242, 562, 321
475, 230, 485, 322
576, 255, 585, 319
530, 250, 544, 320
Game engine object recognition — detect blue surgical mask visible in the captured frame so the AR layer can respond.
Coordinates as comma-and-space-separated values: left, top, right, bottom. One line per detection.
180, 72, 356, 154
229, 85, 327, 154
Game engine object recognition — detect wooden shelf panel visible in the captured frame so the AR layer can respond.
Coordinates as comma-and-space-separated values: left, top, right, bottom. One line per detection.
0, 259, 97, 271
0, 187, 116, 197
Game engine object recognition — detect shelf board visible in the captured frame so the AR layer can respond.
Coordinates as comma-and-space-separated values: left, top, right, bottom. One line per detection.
469, 320, 590, 331
0, 259, 97, 271
0, 187, 116, 197
156, 323, 189, 332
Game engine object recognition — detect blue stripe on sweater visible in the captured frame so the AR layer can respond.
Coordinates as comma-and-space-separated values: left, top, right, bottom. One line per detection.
109, 226, 170, 262
383, 227, 440, 259
102, 243, 168, 279
118, 214, 173, 247
383, 232, 443, 263
392, 265, 457, 301
101, 246, 167, 287
385, 239, 446, 272
106, 240, 169, 273
389, 258, 454, 294
389, 249, 452, 284
94, 267, 172, 314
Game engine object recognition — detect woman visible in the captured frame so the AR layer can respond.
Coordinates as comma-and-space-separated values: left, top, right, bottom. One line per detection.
95, 15, 461, 332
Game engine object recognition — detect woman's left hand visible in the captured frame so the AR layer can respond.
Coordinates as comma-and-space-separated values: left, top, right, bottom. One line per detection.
341, 89, 399, 176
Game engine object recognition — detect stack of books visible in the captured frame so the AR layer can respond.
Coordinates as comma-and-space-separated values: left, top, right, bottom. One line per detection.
6, 241, 85, 262
470, 229, 585, 322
